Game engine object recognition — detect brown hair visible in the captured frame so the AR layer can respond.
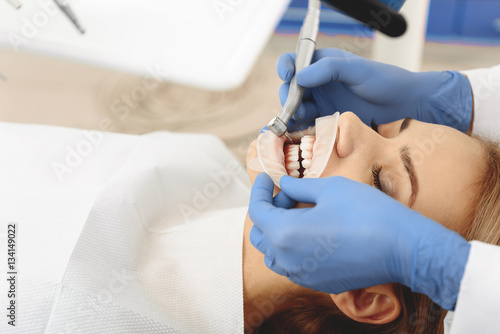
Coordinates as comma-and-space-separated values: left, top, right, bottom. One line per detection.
257, 137, 500, 334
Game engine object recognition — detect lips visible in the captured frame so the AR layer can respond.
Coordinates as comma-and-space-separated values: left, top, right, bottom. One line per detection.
250, 112, 340, 188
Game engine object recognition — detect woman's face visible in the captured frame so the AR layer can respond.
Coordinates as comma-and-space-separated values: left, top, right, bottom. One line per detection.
248, 111, 485, 232
246, 112, 486, 325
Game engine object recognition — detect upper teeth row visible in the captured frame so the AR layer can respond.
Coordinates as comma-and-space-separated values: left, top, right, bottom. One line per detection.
284, 135, 315, 178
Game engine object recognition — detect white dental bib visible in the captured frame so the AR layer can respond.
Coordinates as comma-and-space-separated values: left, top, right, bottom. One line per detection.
0, 123, 251, 333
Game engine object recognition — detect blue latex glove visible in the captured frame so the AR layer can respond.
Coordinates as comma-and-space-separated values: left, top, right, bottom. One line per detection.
248, 173, 471, 311
278, 48, 472, 132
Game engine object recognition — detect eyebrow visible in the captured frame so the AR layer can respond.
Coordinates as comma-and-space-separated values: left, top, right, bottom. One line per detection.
400, 117, 412, 133
398, 117, 418, 206
400, 145, 418, 207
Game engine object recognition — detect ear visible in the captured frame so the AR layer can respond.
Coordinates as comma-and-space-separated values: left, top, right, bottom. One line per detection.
330, 284, 401, 325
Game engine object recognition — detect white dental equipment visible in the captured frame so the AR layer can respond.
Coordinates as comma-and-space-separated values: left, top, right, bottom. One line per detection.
267, 0, 321, 137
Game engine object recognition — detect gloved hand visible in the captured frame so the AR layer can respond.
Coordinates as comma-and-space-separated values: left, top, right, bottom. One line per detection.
248, 173, 471, 311
278, 48, 472, 132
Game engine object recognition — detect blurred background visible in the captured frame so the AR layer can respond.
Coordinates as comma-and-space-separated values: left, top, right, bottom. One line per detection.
1, 0, 500, 163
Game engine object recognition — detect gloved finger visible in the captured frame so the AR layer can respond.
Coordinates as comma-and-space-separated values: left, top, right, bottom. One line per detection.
291, 103, 306, 123
279, 175, 326, 204
279, 82, 290, 107
249, 173, 287, 229
302, 87, 312, 100
286, 101, 319, 132
250, 227, 289, 278
277, 52, 296, 83
264, 255, 287, 277
272, 190, 296, 209
311, 48, 358, 63
296, 58, 365, 88
280, 83, 307, 124
249, 225, 269, 255
287, 118, 313, 133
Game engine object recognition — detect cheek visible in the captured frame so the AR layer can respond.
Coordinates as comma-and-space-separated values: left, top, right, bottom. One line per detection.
293, 164, 369, 209
320, 143, 369, 183
320, 162, 368, 185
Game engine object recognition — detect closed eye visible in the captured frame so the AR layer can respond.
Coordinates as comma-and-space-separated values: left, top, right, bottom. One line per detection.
371, 119, 379, 133
372, 164, 382, 191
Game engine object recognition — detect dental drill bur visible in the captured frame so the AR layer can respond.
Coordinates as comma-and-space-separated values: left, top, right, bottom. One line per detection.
5, 0, 22, 9
54, 0, 85, 34
267, 0, 320, 137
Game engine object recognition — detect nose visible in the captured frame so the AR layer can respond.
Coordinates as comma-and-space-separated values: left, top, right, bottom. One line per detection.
336, 112, 379, 159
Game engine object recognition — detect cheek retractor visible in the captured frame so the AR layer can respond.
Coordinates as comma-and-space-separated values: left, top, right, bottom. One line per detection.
304, 112, 339, 179
248, 112, 339, 188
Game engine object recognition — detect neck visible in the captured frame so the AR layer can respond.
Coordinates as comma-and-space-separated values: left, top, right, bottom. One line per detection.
242, 213, 311, 333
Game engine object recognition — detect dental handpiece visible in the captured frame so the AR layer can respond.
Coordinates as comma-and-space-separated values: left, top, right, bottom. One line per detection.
268, 0, 321, 137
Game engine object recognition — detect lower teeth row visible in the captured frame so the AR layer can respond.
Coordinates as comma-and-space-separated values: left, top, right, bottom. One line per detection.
284, 135, 315, 178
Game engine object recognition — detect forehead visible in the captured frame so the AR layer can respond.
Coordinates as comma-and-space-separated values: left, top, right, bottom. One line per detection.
397, 121, 485, 229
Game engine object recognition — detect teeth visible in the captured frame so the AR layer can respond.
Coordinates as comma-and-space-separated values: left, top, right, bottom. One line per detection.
302, 159, 312, 169
286, 161, 301, 170
301, 135, 315, 143
284, 136, 316, 178
300, 135, 315, 177
285, 144, 300, 151
301, 150, 312, 159
285, 144, 301, 178
300, 139, 314, 157
300, 142, 313, 151
285, 145, 299, 161
286, 152, 299, 160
